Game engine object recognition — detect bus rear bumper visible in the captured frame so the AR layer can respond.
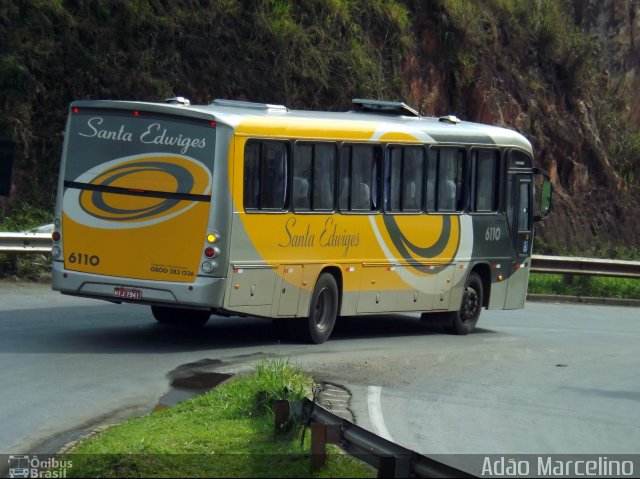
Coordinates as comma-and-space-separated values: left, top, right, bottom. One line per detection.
51, 261, 226, 309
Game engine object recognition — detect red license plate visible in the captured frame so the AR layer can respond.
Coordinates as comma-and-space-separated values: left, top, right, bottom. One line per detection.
114, 287, 142, 300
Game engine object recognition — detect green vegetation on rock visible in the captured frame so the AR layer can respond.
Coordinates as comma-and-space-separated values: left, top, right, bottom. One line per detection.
1, 0, 639, 256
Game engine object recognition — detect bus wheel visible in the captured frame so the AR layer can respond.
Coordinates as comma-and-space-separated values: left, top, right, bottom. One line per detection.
448, 272, 483, 335
151, 306, 210, 327
300, 273, 339, 344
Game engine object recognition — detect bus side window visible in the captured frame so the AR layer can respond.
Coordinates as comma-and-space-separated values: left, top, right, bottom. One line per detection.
425, 147, 465, 213
388, 148, 402, 211
243, 140, 288, 211
471, 149, 499, 213
354, 182, 370, 210
339, 177, 349, 210
351, 145, 370, 210
371, 153, 379, 210
426, 149, 437, 211
456, 149, 465, 211
340, 144, 381, 212
293, 177, 309, 209
339, 147, 351, 210
293, 143, 312, 210
313, 143, 336, 211
260, 142, 288, 210
437, 149, 458, 212
293, 142, 337, 211
243, 141, 261, 209
387, 145, 424, 212
403, 146, 424, 211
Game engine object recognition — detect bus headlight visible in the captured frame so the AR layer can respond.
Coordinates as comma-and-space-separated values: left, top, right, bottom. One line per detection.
51, 246, 62, 258
201, 261, 214, 273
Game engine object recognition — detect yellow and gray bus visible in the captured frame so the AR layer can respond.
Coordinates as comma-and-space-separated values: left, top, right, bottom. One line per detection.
51, 98, 551, 343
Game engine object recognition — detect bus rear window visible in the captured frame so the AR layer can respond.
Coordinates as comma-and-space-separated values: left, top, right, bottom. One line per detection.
65, 109, 216, 195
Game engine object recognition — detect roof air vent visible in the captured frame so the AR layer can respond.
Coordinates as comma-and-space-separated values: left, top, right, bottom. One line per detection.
351, 99, 420, 117
439, 115, 461, 124
212, 99, 287, 111
165, 97, 191, 106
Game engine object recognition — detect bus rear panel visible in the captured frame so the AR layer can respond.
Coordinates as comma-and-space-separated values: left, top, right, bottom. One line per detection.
52, 102, 224, 309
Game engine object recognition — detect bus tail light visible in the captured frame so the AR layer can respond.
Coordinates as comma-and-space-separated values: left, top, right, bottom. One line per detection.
201, 232, 219, 273
201, 261, 214, 273
51, 217, 62, 258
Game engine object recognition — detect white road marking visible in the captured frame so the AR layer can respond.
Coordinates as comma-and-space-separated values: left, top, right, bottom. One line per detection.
367, 385, 394, 442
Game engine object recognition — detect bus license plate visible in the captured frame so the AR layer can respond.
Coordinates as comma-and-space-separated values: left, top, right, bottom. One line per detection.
114, 287, 142, 300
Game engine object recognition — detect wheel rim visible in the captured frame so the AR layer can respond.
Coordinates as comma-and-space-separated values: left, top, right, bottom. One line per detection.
313, 287, 330, 331
461, 286, 479, 323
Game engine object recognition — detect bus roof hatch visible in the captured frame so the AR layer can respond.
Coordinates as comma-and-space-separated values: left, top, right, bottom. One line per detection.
351, 98, 420, 117
212, 99, 288, 111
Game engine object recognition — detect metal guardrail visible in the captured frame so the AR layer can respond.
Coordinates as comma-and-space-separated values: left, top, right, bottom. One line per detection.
1, 231, 639, 279
304, 398, 473, 478
530, 255, 640, 279
0, 232, 52, 254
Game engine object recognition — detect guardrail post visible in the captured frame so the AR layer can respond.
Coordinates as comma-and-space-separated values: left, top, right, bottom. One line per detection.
310, 423, 328, 471
377, 455, 411, 478
377, 456, 396, 478
274, 399, 290, 431
310, 422, 341, 472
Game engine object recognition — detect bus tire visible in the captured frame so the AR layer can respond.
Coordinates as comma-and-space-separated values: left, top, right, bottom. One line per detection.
447, 271, 483, 335
299, 273, 339, 344
151, 306, 210, 327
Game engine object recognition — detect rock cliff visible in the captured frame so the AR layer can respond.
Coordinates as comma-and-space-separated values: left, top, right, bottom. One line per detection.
1, 0, 638, 256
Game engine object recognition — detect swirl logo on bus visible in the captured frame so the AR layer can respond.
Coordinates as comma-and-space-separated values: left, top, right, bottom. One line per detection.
370, 214, 462, 276
64, 154, 212, 229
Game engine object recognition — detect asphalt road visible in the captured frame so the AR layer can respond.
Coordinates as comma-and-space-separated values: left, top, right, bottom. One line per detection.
1, 282, 638, 468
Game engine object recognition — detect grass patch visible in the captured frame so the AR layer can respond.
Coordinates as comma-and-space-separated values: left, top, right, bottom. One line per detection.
528, 273, 640, 300
59, 358, 374, 478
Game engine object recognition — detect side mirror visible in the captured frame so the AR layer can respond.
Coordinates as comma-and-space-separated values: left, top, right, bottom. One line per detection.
0, 140, 16, 196
533, 169, 552, 222
539, 180, 552, 217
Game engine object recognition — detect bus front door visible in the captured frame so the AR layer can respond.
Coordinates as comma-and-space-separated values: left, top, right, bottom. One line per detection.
505, 174, 533, 309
